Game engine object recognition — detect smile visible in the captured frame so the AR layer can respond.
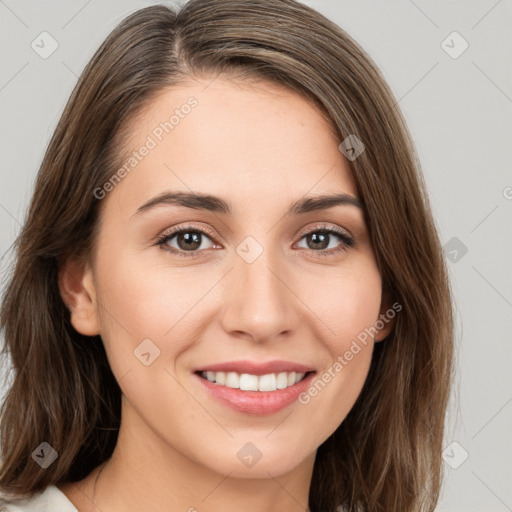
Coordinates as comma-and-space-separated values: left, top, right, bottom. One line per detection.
198, 370, 309, 391
193, 369, 317, 415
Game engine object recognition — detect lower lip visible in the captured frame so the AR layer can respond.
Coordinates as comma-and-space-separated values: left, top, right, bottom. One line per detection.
193, 371, 316, 415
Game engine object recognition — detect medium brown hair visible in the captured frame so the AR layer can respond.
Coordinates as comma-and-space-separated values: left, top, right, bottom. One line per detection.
0, 1, 454, 510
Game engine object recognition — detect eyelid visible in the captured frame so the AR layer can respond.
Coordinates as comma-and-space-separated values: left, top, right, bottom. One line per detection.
155, 221, 355, 257
155, 222, 219, 245
296, 222, 354, 243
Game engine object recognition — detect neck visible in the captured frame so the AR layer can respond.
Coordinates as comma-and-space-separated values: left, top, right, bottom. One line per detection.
64, 396, 315, 512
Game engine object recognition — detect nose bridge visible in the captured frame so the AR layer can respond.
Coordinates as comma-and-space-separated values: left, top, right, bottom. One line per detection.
220, 236, 298, 342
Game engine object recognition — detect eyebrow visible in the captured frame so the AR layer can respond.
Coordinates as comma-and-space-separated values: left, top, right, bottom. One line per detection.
133, 191, 363, 217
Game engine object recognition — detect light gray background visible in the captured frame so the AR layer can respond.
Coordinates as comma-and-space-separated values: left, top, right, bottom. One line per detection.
0, 1, 511, 510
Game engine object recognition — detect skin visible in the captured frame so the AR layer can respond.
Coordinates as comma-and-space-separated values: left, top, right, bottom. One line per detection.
58, 75, 394, 512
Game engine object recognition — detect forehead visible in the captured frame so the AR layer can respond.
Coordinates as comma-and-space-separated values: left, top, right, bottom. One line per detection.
106, 75, 359, 216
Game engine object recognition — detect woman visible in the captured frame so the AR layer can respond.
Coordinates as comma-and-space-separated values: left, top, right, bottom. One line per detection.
0, 0, 454, 510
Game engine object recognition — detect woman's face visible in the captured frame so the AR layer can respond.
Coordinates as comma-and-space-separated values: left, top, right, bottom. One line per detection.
66, 75, 393, 479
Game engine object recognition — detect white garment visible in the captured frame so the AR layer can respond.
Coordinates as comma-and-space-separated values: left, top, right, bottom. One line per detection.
0, 485, 77, 511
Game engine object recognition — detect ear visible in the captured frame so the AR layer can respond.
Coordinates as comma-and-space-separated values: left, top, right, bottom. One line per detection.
374, 288, 397, 343
58, 256, 101, 336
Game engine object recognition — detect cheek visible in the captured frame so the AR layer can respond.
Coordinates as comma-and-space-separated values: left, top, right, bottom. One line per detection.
292, 260, 382, 427
91, 245, 176, 376
299, 257, 383, 348
94, 242, 208, 340
91, 251, 206, 435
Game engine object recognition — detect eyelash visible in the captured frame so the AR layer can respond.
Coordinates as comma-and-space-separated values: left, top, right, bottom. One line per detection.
155, 223, 355, 258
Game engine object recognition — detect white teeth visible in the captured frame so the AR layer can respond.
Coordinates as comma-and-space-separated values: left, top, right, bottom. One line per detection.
258, 373, 276, 391
276, 372, 288, 389
200, 370, 309, 391
225, 372, 239, 388
239, 373, 259, 391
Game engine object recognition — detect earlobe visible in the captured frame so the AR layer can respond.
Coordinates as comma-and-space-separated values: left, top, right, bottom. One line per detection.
374, 290, 397, 343
58, 257, 101, 336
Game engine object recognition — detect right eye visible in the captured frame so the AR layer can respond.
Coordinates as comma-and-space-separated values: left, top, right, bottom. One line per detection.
155, 224, 220, 258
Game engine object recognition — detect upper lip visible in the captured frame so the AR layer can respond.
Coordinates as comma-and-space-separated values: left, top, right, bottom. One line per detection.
194, 360, 316, 376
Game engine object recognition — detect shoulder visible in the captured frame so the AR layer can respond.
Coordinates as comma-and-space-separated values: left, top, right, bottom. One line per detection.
0, 485, 78, 512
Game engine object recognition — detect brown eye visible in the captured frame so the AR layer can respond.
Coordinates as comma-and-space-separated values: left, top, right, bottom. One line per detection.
296, 226, 354, 256
172, 231, 204, 251
156, 225, 217, 257
162, 230, 214, 251
304, 231, 331, 250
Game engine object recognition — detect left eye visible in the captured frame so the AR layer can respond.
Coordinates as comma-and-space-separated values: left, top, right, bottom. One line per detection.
296, 229, 350, 252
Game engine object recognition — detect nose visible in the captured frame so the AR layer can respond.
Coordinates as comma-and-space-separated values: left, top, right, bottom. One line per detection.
219, 247, 300, 344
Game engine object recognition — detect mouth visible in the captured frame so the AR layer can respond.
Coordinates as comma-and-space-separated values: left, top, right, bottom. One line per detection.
195, 369, 314, 392
192, 362, 317, 415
